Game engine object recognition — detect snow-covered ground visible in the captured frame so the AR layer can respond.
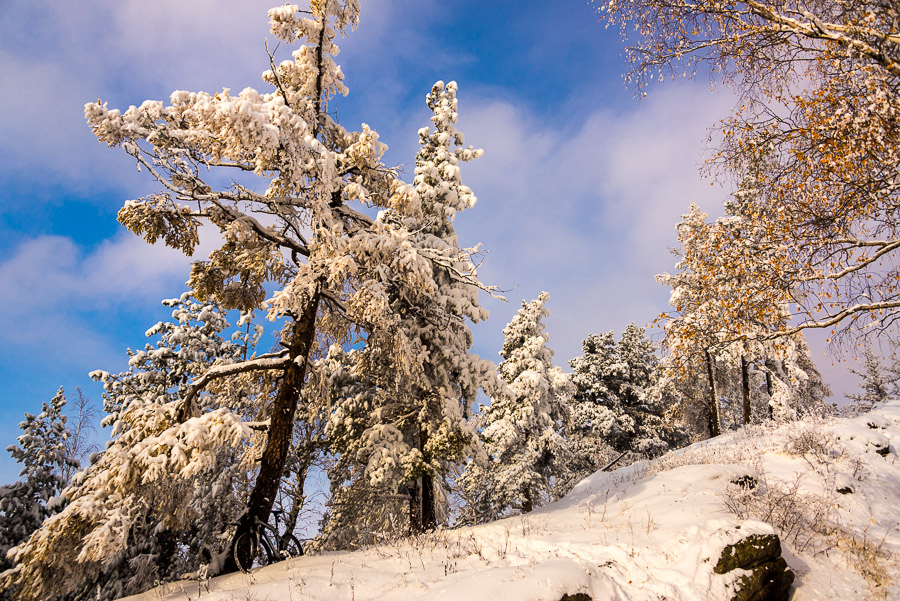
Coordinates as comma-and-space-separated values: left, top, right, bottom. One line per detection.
122, 403, 900, 601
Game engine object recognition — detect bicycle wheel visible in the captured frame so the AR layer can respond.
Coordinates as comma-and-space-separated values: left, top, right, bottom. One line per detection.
233, 531, 268, 572
277, 533, 304, 559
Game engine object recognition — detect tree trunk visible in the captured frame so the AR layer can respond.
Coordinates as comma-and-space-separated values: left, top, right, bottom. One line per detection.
522, 487, 534, 514
409, 427, 437, 532
705, 350, 721, 437
420, 474, 436, 530
741, 355, 752, 426
284, 460, 310, 537
764, 362, 775, 420
224, 290, 320, 573
407, 479, 421, 534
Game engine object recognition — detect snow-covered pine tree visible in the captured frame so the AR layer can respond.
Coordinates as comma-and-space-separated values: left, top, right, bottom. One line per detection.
1, 295, 260, 601
561, 324, 677, 493
72, 0, 394, 576
733, 335, 832, 424
561, 332, 621, 492
0, 388, 75, 580
319, 81, 498, 547
615, 323, 679, 456
847, 347, 892, 413
460, 292, 571, 520
55, 0, 498, 579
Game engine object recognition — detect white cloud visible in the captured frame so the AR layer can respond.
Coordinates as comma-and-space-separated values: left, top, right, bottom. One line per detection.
0, 228, 222, 371
452, 84, 733, 362
0, 0, 410, 194
0, 235, 188, 308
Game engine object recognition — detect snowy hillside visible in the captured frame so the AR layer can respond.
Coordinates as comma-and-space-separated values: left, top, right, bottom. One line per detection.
122, 403, 900, 601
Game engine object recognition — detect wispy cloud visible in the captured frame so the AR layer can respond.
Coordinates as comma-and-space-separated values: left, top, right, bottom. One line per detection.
0, 226, 225, 370
452, 84, 734, 363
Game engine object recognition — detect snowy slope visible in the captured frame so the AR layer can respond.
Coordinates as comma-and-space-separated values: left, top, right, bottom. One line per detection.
122, 403, 900, 601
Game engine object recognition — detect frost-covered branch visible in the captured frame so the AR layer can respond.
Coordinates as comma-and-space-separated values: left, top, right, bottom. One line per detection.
761, 300, 900, 341
178, 353, 291, 420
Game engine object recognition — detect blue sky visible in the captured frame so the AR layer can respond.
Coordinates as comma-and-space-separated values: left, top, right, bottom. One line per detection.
0, 0, 859, 482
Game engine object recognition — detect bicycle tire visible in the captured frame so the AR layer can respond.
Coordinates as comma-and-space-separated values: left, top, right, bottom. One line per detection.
259, 536, 276, 565
278, 533, 304, 559
233, 531, 268, 572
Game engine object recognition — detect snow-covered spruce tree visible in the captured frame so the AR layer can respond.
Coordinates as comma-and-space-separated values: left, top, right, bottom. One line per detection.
313, 345, 414, 549
318, 82, 498, 547
733, 335, 831, 425
847, 347, 892, 414
0, 388, 75, 577
560, 332, 620, 492
0, 295, 259, 601
561, 324, 678, 492
458, 293, 570, 520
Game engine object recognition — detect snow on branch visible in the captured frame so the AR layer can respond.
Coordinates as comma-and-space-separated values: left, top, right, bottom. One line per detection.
178, 353, 292, 420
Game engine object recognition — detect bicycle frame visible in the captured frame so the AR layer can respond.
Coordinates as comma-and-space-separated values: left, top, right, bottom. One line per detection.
233, 512, 304, 572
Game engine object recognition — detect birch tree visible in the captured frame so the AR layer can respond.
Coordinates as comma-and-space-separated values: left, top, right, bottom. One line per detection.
658, 204, 831, 436
603, 0, 900, 349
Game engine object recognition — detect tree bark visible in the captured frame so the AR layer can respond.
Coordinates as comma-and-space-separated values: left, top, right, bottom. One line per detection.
420, 473, 436, 530
522, 487, 534, 514
224, 289, 320, 573
705, 350, 721, 437
407, 479, 421, 534
405, 426, 438, 533
409, 427, 437, 532
741, 355, 752, 426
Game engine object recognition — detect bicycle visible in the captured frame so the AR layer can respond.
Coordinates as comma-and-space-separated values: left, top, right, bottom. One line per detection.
233, 510, 304, 572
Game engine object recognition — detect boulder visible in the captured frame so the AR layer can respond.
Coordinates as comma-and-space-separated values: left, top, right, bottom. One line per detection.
715, 533, 794, 601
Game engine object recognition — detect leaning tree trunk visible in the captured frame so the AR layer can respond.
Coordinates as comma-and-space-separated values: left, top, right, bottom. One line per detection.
741, 355, 752, 426
705, 349, 721, 437
224, 290, 321, 573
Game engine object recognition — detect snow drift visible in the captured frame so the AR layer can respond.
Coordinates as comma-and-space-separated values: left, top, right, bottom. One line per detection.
121, 402, 900, 601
